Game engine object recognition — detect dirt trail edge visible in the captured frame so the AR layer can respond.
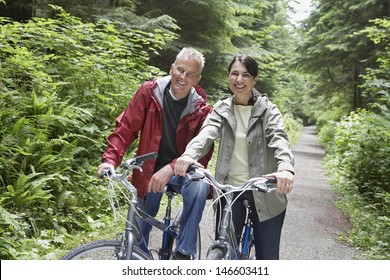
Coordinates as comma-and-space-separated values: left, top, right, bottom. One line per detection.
279, 126, 360, 259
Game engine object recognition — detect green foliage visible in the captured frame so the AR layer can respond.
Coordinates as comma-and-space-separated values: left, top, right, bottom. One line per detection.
297, 0, 389, 115
316, 13, 390, 260
359, 18, 390, 115
228, 0, 292, 95
282, 113, 303, 145
331, 110, 390, 195
317, 122, 336, 150
134, 0, 237, 96
7, 0, 389, 260
0, 5, 171, 259
325, 110, 390, 259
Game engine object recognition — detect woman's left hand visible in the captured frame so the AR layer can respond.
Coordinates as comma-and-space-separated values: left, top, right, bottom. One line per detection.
264, 170, 294, 194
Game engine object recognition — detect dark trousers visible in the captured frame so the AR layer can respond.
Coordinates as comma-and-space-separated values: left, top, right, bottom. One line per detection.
216, 191, 286, 260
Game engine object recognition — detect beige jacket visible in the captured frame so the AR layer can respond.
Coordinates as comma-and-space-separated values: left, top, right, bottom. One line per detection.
184, 90, 294, 221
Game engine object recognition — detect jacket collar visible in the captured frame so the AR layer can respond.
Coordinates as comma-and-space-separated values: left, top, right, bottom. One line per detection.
154, 75, 204, 116
252, 90, 269, 118
215, 89, 269, 118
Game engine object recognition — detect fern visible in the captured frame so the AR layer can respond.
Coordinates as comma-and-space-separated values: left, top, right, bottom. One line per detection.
0, 205, 20, 229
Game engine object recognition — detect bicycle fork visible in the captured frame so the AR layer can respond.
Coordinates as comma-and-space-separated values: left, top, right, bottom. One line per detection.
124, 195, 139, 260
240, 200, 253, 260
208, 200, 240, 259
209, 198, 254, 260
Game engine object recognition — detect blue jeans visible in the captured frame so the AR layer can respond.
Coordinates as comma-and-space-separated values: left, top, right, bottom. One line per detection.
137, 175, 210, 256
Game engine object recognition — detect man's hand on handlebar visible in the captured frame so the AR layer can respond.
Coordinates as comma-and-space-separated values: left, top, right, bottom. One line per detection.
174, 155, 204, 177
97, 162, 115, 178
263, 170, 294, 194
148, 165, 174, 193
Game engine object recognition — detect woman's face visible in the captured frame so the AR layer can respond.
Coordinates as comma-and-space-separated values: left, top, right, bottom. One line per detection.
228, 61, 257, 105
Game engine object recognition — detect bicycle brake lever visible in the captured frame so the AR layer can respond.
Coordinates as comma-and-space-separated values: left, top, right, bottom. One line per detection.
133, 165, 143, 173
253, 180, 274, 193
186, 166, 205, 181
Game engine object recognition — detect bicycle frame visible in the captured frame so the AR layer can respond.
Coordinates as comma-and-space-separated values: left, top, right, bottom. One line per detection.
187, 166, 275, 260
124, 192, 139, 259
105, 152, 182, 260
160, 191, 180, 259
118, 185, 181, 260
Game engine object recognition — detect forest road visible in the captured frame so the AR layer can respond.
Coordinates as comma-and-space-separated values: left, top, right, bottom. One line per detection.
150, 126, 361, 259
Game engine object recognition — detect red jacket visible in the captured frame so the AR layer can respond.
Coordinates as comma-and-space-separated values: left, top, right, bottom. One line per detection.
102, 76, 214, 198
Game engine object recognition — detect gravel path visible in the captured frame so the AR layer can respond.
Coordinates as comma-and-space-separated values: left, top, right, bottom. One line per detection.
150, 126, 360, 259
279, 126, 359, 259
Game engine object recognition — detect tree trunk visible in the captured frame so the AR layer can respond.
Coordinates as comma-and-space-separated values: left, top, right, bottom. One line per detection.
353, 63, 363, 110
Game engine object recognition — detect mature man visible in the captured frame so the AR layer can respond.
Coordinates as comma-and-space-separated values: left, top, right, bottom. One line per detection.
97, 47, 213, 260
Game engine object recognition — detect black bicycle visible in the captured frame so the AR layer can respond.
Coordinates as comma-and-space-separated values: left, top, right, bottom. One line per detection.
60, 152, 201, 260
187, 166, 276, 260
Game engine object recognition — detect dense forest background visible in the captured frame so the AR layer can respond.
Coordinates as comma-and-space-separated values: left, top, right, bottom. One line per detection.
0, 0, 389, 259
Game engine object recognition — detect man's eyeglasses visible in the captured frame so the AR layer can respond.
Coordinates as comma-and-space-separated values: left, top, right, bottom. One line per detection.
174, 66, 197, 79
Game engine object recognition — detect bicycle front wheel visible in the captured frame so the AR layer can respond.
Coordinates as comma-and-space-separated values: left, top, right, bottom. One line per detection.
60, 239, 150, 260
206, 248, 225, 260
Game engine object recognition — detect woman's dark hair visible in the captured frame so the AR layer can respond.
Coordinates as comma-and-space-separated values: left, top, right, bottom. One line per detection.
228, 55, 258, 78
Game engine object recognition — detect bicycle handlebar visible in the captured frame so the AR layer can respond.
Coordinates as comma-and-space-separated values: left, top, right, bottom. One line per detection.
120, 151, 158, 169
134, 152, 159, 164
187, 165, 276, 193
100, 153, 275, 194
100, 152, 158, 179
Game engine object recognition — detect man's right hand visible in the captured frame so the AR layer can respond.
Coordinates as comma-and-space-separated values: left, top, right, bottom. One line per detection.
97, 162, 115, 178
148, 164, 174, 193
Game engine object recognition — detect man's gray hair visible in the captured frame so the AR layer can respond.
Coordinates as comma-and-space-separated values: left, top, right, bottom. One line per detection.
174, 47, 205, 74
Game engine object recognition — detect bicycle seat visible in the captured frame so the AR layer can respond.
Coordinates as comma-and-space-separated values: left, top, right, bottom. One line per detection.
164, 185, 179, 195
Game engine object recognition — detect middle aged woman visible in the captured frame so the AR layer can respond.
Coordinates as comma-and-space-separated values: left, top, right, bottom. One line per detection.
174, 54, 295, 260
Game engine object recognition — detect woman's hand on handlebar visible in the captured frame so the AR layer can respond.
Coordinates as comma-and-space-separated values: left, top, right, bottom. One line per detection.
174, 155, 203, 177
264, 170, 294, 194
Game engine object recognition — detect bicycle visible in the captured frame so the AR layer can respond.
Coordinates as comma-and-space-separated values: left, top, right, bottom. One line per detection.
187, 166, 276, 260
60, 152, 201, 260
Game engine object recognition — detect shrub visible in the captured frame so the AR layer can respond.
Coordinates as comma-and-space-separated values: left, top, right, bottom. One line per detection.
318, 121, 336, 151
325, 110, 390, 259
0, 6, 172, 259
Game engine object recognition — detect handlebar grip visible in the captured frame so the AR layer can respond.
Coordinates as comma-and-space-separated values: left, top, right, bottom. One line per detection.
135, 152, 158, 163
253, 177, 277, 193
186, 165, 205, 181
100, 168, 112, 179
266, 176, 277, 184
186, 164, 197, 173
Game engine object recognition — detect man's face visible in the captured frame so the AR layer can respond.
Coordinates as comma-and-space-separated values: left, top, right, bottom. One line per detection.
170, 56, 202, 99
